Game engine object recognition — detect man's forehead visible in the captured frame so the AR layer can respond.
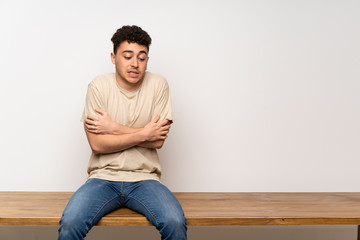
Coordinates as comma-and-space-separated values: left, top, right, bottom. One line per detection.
118, 41, 148, 54
122, 49, 148, 55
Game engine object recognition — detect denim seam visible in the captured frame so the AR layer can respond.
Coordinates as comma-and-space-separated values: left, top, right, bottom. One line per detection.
127, 196, 160, 227
109, 181, 122, 199
89, 195, 119, 226
121, 182, 124, 197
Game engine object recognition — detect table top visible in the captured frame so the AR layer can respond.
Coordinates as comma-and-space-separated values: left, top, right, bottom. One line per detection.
1, 192, 360, 226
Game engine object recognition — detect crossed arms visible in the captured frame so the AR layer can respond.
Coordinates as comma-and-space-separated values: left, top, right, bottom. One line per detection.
84, 109, 171, 154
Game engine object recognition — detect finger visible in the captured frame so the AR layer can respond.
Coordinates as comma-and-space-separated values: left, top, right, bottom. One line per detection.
87, 129, 96, 133
85, 124, 96, 133
84, 124, 96, 133
159, 119, 171, 126
152, 115, 160, 123
85, 118, 93, 125
86, 121, 99, 129
95, 108, 105, 116
85, 118, 97, 127
160, 125, 171, 131
161, 126, 170, 131
87, 115, 98, 121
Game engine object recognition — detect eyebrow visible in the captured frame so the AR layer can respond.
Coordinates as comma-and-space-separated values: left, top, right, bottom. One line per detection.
122, 50, 148, 55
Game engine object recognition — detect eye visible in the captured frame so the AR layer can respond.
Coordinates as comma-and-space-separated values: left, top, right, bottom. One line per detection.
124, 56, 131, 60
138, 54, 147, 62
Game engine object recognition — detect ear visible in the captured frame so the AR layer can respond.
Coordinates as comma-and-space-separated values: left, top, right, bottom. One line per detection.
110, 52, 116, 64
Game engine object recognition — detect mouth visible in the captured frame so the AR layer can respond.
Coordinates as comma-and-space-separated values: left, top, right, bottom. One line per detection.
128, 70, 140, 78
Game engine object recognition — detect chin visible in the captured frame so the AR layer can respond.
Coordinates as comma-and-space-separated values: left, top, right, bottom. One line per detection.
128, 78, 141, 84
128, 75, 144, 83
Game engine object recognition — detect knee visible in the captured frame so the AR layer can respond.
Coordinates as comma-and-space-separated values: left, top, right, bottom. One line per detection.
159, 214, 187, 239
59, 214, 82, 230
58, 214, 90, 239
165, 214, 186, 227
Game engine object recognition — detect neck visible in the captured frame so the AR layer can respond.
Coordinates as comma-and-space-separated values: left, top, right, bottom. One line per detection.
115, 73, 143, 92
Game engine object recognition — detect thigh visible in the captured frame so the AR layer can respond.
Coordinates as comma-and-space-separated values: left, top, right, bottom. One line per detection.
124, 180, 186, 227
61, 178, 122, 226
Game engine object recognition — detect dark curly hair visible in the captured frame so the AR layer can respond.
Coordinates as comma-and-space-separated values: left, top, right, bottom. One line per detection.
111, 25, 152, 54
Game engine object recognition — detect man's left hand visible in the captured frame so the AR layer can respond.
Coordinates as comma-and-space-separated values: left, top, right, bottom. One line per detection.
85, 109, 116, 134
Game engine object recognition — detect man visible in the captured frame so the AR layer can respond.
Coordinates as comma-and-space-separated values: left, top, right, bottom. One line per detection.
58, 25, 187, 240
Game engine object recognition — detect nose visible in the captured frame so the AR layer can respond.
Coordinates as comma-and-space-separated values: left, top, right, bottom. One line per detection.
131, 58, 139, 68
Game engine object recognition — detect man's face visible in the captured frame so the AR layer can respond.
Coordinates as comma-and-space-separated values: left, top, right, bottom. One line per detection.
111, 41, 149, 91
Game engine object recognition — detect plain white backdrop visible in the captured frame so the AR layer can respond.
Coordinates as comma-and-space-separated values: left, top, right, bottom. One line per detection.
1, 0, 359, 239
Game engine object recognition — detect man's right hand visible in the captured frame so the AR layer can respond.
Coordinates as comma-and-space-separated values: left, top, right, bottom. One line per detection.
140, 115, 171, 142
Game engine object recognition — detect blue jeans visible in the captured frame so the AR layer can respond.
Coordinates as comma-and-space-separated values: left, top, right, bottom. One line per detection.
58, 178, 187, 240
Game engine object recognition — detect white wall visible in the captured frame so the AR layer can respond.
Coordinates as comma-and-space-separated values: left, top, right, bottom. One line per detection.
1, 0, 359, 239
